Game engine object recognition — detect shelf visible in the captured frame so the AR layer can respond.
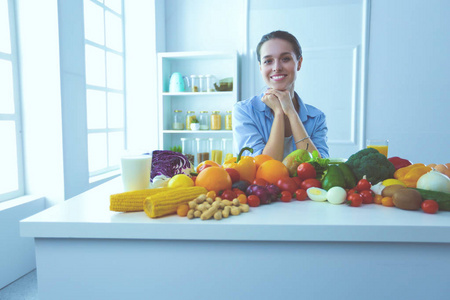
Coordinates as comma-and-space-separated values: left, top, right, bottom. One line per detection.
163, 130, 233, 134
162, 91, 233, 96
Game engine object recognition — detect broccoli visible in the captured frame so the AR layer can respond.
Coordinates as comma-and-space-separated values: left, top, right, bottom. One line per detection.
345, 148, 395, 185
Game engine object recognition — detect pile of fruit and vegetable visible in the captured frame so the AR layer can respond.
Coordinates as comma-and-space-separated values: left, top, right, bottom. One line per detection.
110, 147, 450, 219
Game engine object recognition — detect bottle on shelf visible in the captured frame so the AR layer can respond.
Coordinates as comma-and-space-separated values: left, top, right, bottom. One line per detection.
205, 75, 215, 92
225, 110, 232, 130
222, 138, 233, 162
196, 138, 210, 166
172, 110, 184, 130
186, 111, 196, 131
210, 111, 221, 130
199, 111, 209, 130
209, 138, 223, 165
181, 138, 195, 166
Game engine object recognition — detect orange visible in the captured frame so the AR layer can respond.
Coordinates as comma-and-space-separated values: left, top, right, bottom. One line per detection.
254, 154, 274, 171
195, 166, 232, 193
196, 160, 220, 173
255, 159, 289, 185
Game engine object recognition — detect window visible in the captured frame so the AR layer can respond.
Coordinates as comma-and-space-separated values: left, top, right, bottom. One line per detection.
0, 0, 23, 202
84, 0, 126, 178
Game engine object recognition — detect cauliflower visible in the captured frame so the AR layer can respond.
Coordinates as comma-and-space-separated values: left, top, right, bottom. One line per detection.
345, 148, 395, 185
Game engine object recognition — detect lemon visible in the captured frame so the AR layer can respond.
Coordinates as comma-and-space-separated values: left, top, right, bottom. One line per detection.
167, 174, 194, 188
382, 178, 406, 187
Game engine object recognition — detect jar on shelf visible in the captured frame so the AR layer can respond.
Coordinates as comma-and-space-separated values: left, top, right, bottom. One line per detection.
180, 138, 195, 166
199, 111, 209, 130
225, 110, 232, 130
195, 138, 210, 166
186, 111, 196, 131
205, 75, 215, 92
210, 111, 221, 130
209, 138, 223, 165
190, 75, 199, 92
172, 110, 184, 130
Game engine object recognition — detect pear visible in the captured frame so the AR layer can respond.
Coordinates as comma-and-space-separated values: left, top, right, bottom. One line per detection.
282, 149, 313, 177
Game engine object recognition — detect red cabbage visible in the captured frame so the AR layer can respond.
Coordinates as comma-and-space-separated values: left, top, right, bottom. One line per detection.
150, 150, 193, 181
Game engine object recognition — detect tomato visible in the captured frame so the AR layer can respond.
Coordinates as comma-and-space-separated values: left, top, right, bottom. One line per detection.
247, 195, 260, 207
232, 188, 245, 196
224, 168, 240, 183
297, 162, 317, 180
220, 189, 237, 201
191, 176, 197, 185
347, 193, 362, 207
347, 188, 357, 196
294, 189, 307, 201
421, 199, 439, 214
280, 191, 292, 202
292, 177, 303, 187
300, 178, 322, 190
360, 190, 374, 204
356, 178, 371, 192
277, 177, 299, 194
253, 178, 269, 186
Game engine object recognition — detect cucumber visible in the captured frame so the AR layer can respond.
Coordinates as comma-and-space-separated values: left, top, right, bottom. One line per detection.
412, 188, 450, 211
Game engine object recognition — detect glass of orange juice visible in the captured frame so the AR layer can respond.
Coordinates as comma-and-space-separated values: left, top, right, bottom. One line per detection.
366, 139, 389, 157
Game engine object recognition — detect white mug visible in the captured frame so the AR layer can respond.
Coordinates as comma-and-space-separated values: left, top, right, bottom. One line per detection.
121, 154, 151, 192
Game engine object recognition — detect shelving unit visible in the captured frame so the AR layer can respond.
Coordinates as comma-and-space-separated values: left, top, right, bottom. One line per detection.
157, 51, 239, 166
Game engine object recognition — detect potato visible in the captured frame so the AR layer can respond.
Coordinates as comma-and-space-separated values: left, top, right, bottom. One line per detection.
382, 184, 407, 197
392, 189, 422, 210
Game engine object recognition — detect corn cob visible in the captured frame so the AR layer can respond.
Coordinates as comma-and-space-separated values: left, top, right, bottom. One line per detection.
144, 186, 207, 218
110, 187, 172, 212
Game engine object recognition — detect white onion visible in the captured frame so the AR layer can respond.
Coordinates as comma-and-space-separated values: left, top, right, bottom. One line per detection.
416, 170, 450, 193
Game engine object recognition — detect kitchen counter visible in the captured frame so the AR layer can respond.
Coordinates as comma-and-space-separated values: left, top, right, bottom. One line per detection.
21, 177, 450, 300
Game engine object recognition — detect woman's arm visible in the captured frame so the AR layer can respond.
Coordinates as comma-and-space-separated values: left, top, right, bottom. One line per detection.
260, 93, 285, 161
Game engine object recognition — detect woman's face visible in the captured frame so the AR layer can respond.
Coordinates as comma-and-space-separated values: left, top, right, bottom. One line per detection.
259, 38, 302, 94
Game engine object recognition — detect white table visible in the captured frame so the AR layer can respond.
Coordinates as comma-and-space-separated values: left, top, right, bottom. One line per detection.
21, 177, 450, 300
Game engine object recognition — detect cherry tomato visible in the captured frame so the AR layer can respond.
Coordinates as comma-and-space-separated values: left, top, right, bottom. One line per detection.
356, 178, 371, 192
294, 189, 307, 201
224, 168, 240, 183
360, 190, 374, 204
347, 193, 362, 207
297, 162, 317, 180
232, 188, 245, 196
292, 177, 303, 187
421, 199, 439, 214
280, 191, 292, 202
253, 178, 269, 186
220, 189, 237, 201
247, 195, 260, 207
300, 178, 322, 190
277, 177, 299, 194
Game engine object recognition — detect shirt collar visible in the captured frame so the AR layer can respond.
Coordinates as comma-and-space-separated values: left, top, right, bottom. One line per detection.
253, 91, 310, 122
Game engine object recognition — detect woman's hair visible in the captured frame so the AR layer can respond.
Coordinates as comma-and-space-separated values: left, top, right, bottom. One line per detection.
256, 30, 302, 63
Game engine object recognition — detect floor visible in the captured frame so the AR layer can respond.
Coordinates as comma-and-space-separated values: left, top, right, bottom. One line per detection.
0, 270, 38, 300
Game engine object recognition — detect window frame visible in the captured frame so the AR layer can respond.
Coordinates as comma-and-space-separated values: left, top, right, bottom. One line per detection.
0, 0, 24, 203
84, 0, 127, 180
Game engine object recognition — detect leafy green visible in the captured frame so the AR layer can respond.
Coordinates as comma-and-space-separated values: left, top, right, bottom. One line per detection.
169, 145, 182, 153
306, 150, 330, 180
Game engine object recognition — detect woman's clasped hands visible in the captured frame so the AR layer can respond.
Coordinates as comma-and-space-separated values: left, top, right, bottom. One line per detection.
262, 88, 297, 117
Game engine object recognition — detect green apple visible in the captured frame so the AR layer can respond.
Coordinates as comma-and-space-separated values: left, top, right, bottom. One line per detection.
282, 149, 313, 177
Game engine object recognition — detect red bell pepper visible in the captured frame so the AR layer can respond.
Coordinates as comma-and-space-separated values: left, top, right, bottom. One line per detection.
388, 156, 412, 171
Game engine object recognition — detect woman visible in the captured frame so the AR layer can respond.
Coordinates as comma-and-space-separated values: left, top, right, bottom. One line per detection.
233, 30, 329, 160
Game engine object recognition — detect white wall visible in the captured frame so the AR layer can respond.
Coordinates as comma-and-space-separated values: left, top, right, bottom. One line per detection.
366, 0, 450, 164
161, 0, 450, 164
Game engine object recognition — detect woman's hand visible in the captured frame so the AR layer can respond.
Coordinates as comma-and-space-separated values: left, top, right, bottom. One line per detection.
265, 89, 296, 116
261, 92, 283, 115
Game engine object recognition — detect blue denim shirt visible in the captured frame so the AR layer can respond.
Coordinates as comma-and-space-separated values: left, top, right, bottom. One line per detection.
232, 92, 329, 158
